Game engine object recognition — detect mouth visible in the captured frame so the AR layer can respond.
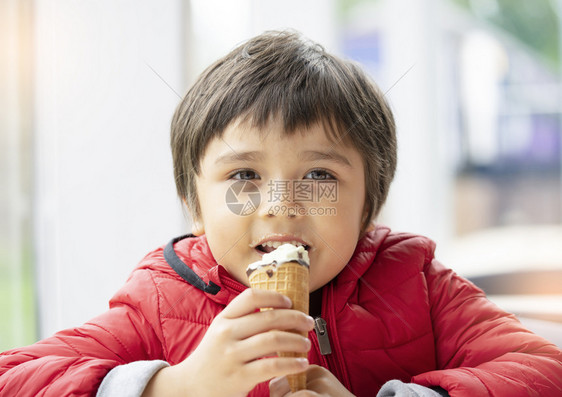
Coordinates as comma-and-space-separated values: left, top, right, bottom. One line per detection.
253, 237, 311, 255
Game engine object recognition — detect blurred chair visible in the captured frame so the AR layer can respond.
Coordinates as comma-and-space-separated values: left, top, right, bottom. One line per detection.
438, 225, 562, 348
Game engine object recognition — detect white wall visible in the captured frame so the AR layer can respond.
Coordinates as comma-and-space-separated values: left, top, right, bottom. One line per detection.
34, 0, 188, 337
189, 0, 338, 80
346, 0, 455, 244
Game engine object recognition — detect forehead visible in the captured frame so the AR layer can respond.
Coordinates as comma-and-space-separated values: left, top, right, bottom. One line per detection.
221, 115, 353, 147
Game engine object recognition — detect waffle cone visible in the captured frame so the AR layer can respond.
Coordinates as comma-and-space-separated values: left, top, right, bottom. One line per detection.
248, 261, 309, 392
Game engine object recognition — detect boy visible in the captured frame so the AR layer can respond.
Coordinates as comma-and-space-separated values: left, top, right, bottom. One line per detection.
1, 30, 562, 397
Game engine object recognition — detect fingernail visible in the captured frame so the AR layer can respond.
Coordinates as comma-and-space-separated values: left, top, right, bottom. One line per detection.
306, 315, 314, 327
296, 358, 309, 367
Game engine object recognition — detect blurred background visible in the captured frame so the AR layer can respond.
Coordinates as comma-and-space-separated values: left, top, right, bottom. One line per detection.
1, 0, 561, 351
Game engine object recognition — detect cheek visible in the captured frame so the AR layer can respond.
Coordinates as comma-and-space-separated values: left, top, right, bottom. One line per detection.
309, 226, 358, 287
307, 207, 362, 290
309, 254, 349, 291
197, 182, 234, 222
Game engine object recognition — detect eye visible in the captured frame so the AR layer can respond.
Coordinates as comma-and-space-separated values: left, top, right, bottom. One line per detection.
304, 169, 335, 180
230, 169, 260, 180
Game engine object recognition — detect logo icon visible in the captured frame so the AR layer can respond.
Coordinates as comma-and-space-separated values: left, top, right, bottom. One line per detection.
226, 180, 261, 216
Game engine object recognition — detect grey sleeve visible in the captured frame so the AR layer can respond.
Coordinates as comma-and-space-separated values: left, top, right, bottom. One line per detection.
377, 380, 449, 397
96, 360, 170, 397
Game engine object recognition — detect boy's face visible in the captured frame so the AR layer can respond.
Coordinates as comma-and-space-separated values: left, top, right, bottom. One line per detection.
193, 118, 367, 291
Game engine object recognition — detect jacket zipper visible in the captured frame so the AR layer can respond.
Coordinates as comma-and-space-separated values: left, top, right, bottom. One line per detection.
314, 317, 332, 355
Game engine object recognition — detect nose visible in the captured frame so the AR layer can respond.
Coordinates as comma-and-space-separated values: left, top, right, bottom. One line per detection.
259, 179, 302, 218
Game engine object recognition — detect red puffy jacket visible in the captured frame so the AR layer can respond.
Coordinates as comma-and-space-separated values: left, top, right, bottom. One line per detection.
1, 226, 561, 396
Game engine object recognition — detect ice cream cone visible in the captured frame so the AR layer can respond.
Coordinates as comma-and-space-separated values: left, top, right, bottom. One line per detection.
247, 245, 310, 392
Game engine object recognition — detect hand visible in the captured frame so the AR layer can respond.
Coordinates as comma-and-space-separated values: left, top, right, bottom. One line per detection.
142, 288, 314, 397
269, 365, 356, 397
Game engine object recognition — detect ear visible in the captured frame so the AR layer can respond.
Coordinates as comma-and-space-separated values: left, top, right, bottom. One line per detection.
364, 220, 375, 233
360, 204, 375, 236
191, 219, 205, 236
182, 197, 205, 236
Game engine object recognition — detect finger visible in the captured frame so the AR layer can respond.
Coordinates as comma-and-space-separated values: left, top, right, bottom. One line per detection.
231, 308, 314, 339
302, 365, 351, 396
269, 376, 290, 397
221, 288, 292, 319
241, 356, 309, 387
235, 330, 311, 363
302, 365, 333, 387
303, 364, 327, 381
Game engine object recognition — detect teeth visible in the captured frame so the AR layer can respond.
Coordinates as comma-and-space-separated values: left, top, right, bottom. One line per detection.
262, 241, 282, 249
260, 240, 306, 248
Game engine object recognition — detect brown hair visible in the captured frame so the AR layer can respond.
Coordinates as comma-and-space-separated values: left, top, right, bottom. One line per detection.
171, 30, 396, 232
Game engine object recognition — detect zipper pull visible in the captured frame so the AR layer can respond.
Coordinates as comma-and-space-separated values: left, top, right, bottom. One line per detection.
314, 317, 332, 355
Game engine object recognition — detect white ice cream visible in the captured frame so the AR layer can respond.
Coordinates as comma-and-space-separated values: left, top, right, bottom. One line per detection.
247, 243, 309, 275
262, 243, 309, 265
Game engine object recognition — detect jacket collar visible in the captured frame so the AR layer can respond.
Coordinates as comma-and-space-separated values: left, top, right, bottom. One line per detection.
164, 234, 246, 306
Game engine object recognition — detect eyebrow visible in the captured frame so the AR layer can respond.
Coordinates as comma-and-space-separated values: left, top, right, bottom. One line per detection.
214, 150, 265, 165
298, 150, 352, 167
